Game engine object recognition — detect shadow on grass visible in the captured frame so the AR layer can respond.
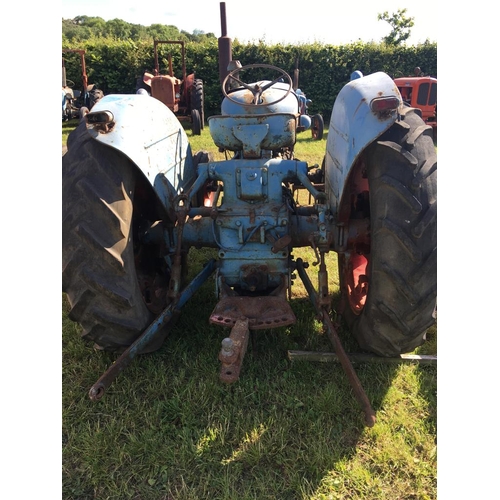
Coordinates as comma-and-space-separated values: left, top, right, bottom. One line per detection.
63, 250, 437, 499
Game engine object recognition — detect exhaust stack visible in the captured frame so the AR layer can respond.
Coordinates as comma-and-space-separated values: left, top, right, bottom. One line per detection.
218, 2, 232, 84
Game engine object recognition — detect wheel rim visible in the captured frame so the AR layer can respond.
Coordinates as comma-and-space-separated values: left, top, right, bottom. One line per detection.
312, 123, 319, 139
341, 252, 369, 314
311, 116, 318, 139
311, 115, 323, 140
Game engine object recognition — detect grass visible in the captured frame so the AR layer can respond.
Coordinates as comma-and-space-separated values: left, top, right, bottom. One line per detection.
62, 119, 437, 499
62, 119, 79, 147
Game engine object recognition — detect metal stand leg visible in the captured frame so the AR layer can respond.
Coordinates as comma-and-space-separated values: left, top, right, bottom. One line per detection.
296, 258, 376, 427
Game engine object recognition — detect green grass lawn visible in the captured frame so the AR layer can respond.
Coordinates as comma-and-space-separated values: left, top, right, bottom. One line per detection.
62, 119, 437, 499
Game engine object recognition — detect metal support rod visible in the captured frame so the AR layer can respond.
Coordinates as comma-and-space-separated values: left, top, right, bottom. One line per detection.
288, 350, 437, 365
168, 203, 188, 301
88, 259, 217, 401
295, 258, 376, 427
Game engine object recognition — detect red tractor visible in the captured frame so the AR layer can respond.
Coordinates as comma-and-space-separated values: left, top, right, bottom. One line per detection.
394, 67, 437, 139
136, 40, 204, 135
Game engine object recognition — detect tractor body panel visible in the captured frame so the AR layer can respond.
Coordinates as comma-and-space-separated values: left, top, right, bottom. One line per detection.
86, 94, 195, 214
202, 75, 319, 298
324, 71, 401, 219
209, 81, 302, 156
193, 158, 309, 293
221, 82, 300, 115
209, 114, 297, 156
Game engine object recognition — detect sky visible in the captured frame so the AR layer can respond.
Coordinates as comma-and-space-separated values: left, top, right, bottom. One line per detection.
61, 0, 438, 46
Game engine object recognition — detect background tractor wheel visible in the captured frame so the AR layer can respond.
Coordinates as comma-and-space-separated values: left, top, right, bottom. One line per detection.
88, 87, 104, 110
62, 121, 174, 353
338, 107, 437, 356
191, 79, 204, 129
191, 109, 201, 135
311, 114, 324, 140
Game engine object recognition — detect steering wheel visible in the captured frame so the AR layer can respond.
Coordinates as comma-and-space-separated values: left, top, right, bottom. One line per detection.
222, 63, 293, 107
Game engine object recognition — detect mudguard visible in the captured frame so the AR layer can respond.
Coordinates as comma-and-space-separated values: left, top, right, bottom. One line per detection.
324, 72, 401, 216
85, 94, 195, 215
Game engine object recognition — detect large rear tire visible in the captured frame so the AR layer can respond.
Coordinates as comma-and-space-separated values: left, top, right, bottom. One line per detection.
338, 108, 437, 356
62, 121, 172, 352
191, 109, 201, 136
191, 79, 204, 130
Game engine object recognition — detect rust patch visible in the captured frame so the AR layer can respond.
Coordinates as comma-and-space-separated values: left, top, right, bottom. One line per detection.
210, 295, 296, 330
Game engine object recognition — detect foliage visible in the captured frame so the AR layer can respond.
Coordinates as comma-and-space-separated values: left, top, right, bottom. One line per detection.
62, 36, 437, 122
378, 9, 415, 46
62, 16, 216, 43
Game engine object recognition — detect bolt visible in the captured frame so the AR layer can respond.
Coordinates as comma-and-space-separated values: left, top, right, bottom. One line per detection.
221, 337, 234, 357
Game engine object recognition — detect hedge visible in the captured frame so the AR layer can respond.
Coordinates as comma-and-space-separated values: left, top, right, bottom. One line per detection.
62, 37, 437, 122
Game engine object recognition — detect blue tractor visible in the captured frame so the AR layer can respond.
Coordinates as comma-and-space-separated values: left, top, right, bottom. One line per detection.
62, 13, 436, 426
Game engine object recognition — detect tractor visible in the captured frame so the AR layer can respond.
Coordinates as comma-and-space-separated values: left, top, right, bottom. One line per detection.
394, 67, 437, 139
292, 58, 324, 140
136, 40, 205, 135
62, 4, 436, 426
62, 49, 103, 120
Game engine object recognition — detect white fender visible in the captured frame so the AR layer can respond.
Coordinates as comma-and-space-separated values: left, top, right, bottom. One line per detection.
86, 94, 196, 210
324, 72, 402, 216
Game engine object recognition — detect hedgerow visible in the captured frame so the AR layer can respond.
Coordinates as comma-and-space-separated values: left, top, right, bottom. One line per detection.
62, 38, 437, 121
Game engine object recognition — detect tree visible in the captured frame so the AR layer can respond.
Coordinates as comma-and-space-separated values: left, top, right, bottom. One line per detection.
146, 24, 182, 41
105, 19, 132, 39
378, 9, 414, 46
63, 16, 106, 41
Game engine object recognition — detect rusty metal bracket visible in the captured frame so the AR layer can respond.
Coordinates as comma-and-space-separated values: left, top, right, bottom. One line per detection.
209, 295, 295, 330
295, 258, 377, 427
168, 196, 189, 302
218, 317, 250, 383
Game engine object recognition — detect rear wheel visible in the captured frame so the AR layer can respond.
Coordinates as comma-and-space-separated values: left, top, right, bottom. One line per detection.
338, 108, 437, 356
88, 87, 104, 110
191, 79, 204, 129
62, 121, 174, 352
311, 114, 324, 140
191, 109, 201, 135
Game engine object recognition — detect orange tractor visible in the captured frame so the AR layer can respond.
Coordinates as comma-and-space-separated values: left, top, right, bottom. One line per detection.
136, 40, 204, 135
394, 67, 437, 139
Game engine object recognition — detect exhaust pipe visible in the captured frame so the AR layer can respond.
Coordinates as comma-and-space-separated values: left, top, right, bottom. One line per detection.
218, 2, 232, 84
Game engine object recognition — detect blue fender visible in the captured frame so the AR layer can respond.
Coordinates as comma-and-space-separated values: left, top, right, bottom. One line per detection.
324, 72, 402, 217
85, 94, 195, 216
